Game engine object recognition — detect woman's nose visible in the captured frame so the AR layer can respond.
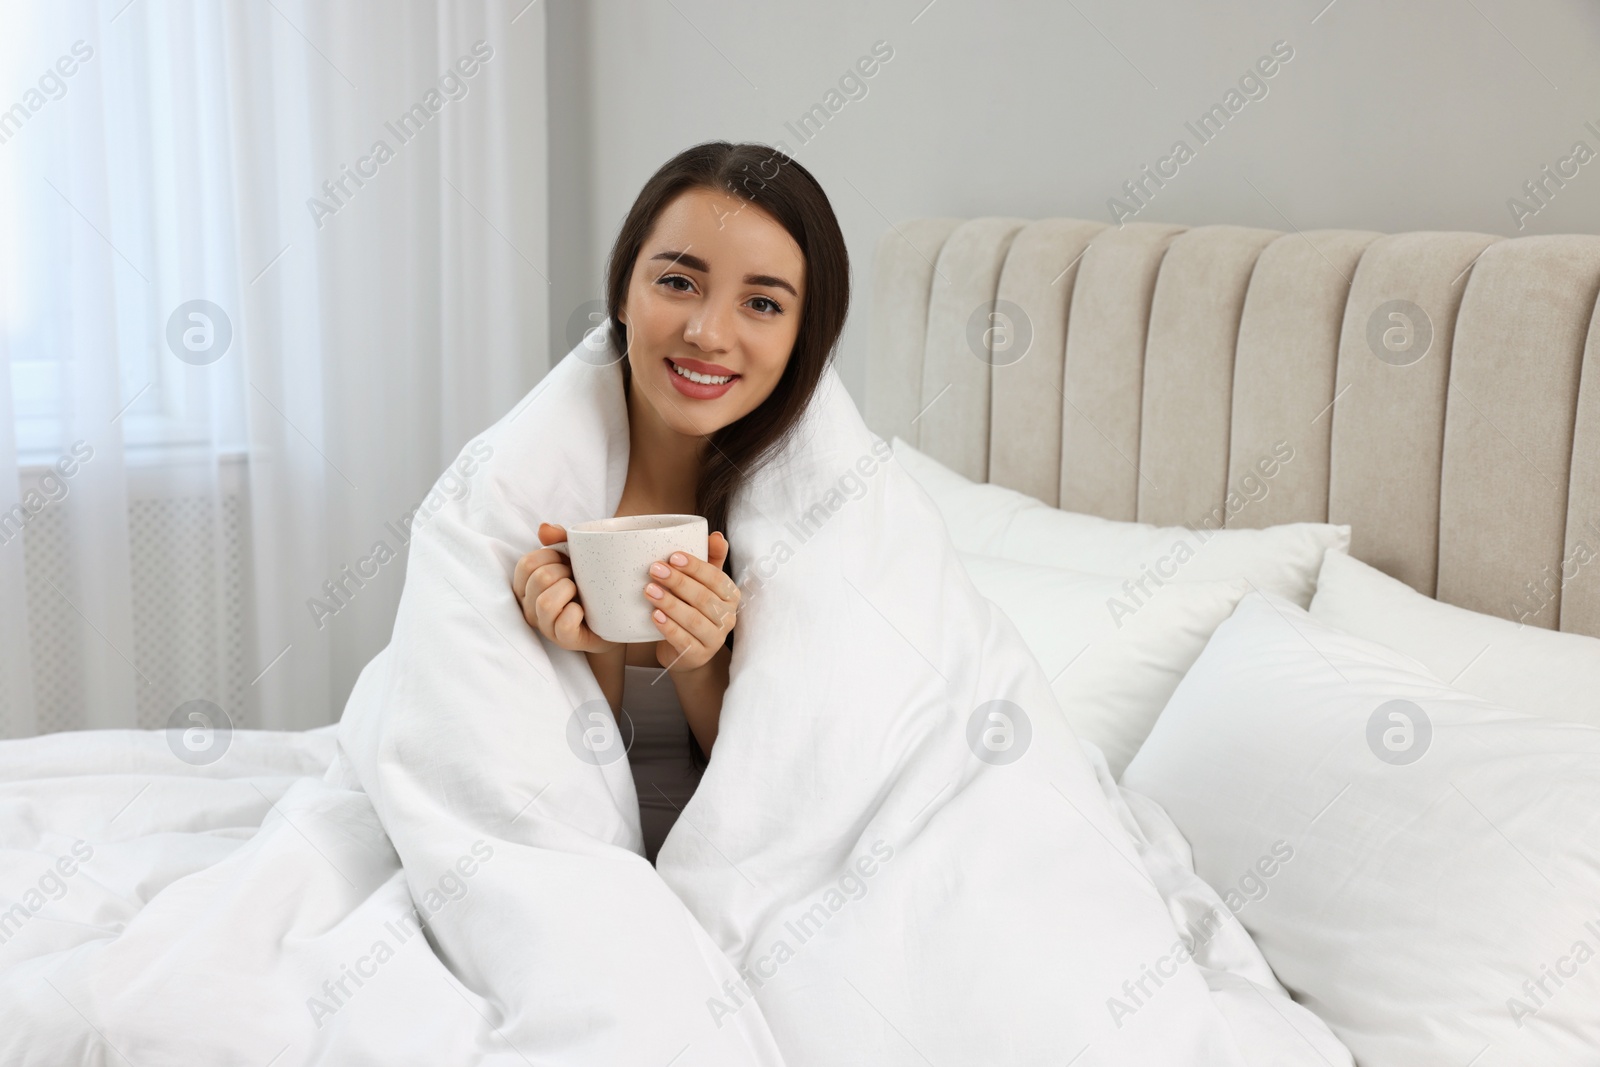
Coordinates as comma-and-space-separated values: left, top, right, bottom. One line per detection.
685, 300, 734, 351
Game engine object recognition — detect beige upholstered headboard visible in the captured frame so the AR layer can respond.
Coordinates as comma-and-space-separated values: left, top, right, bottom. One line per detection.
866, 218, 1600, 639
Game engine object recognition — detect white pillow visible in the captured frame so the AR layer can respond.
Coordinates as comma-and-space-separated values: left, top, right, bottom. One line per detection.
1121, 591, 1600, 1066
958, 551, 1250, 778
1311, 548, 1600, 729
893, 436, 1349, 607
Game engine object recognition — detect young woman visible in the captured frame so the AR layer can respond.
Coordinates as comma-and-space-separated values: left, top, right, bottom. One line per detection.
509, 142, 849, 862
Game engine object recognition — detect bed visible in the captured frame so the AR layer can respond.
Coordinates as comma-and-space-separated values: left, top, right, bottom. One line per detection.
3, 214, 1597, 1065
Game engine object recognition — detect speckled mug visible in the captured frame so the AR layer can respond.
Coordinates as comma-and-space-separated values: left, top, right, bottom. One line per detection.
546, 514, 708, 644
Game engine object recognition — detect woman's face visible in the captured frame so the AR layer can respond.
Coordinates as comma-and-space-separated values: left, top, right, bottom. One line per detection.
618, 185, 807, 438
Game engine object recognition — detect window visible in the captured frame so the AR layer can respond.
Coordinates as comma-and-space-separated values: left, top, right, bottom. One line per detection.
2, 3, 247, 471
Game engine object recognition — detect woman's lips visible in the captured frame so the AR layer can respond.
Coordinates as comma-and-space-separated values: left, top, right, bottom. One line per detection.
664, 357, 739, 400
671, 355, 736, 376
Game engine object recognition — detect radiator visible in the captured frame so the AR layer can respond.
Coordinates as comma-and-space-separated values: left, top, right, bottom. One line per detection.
5, 457, 254, 737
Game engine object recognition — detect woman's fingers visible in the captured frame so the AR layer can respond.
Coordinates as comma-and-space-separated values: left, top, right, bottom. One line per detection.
514, 523, 622, 655
512, 551, 538, 598
521, 564, 559, 631
530, 557, 571, 600
659, 545, 740, 610
534, 575, 577, 635
707, 530, 729, 569
552, 598, 590, 648
647, 535, 738, 670
649, 564, 736, 631
650, 606, 702, 668
513, 549, 569, 604
647, 583, 725, 652
514, 521, 569, 617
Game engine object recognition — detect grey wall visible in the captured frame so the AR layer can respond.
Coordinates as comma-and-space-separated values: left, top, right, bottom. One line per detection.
547, 0, 1600, 403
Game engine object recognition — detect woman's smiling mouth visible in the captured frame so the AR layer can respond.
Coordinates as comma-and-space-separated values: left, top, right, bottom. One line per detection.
664, 356, 740, 399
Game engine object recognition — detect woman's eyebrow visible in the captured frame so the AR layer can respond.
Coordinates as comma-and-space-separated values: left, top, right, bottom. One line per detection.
649, 250, 798, 298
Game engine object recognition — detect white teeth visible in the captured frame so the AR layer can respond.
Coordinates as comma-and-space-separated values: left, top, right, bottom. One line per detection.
670, 360, 733, 385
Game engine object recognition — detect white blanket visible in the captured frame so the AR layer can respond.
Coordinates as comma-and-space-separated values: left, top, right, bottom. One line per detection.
0, 324, 1354, 1065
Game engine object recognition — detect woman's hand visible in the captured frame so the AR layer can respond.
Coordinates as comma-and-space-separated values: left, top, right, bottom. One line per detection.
646, 531, 740, 674
511, 522, 620, 655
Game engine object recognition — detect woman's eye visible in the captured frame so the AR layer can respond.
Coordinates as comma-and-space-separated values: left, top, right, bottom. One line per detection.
657, 274, 781, 315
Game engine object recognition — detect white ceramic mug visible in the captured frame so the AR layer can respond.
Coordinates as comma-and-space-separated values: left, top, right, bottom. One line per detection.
545, 514, 709, 644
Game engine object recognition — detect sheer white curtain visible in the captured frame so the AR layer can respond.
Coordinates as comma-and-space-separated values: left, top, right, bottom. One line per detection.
0, 0, 548, 737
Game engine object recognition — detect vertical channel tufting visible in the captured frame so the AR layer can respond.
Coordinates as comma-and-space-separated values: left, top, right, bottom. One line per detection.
1328, 232, 1500, 596
1137, 225, 1279, 526
1564, 303, 1600, 637
865, 218, 964, 446
1437, 236, 1600, 628
870, 216, 1600, 640
915, 218, 1029, 482
1227, 230, 1379, 531
1059, 222, 1187, 521
988, 219, 1106, 505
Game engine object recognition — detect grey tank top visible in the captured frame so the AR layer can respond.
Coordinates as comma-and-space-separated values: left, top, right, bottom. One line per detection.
621, 664, 704, 864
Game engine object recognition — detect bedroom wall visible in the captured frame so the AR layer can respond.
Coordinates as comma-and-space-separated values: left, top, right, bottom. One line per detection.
545, 0, 1600, 405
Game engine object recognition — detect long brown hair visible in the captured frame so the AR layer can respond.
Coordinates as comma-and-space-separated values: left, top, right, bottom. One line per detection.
604, 141, 849, 766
